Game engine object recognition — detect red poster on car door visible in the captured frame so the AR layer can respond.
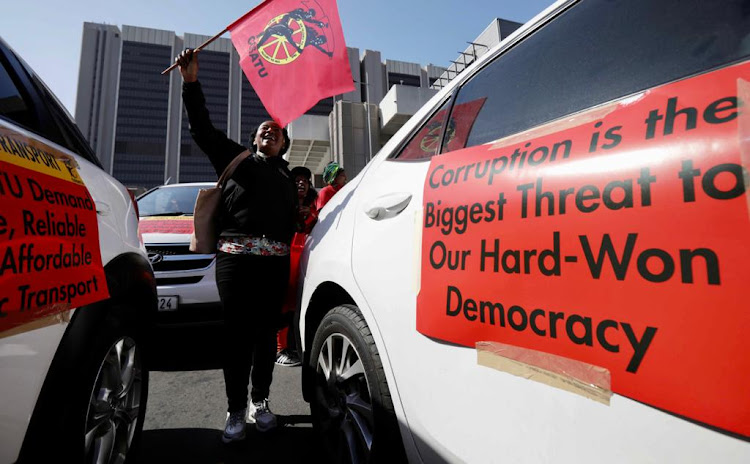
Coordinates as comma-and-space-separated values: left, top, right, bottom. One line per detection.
417, 61, 750, 436
0, 127, 109, 335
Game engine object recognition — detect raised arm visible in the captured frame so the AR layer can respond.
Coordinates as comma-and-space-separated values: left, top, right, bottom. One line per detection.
176, 49, 245, 175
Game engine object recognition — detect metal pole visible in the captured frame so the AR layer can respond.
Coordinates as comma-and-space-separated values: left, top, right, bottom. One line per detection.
161, 28, 228, 75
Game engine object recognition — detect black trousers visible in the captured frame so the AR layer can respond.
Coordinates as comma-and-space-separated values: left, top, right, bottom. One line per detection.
216, 251, 290, 412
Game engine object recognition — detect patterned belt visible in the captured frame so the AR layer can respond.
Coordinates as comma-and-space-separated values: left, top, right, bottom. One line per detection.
217, 235, 290, 256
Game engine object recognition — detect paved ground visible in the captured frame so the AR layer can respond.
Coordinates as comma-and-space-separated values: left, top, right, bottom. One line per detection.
136, 324, 323, 463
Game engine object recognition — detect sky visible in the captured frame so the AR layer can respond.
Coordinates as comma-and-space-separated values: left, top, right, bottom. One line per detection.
2, 0, 555, 114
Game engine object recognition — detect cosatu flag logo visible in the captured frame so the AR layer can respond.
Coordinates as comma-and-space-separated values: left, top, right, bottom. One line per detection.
228, 0, 354, 127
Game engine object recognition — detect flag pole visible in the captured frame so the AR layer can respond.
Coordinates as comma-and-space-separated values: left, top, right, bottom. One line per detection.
161, 0, 273, 75
160, 28, 228, 75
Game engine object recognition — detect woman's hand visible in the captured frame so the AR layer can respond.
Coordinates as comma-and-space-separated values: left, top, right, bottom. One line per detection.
175, 48, 198, 83
298, 206, 311, 216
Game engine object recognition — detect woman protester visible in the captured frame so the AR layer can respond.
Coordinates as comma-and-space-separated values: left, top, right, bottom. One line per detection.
276, 166, 318, 367
292, 166, 318, 235
315, 161, 347, 210
176, 48, 296, 443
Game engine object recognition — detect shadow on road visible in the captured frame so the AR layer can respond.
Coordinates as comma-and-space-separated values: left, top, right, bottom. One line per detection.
138, 416, 324, 463
149, 322, 225, 371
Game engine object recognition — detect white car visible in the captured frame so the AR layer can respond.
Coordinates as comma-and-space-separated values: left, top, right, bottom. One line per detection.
137, 183, 221, 325
0, 38, 155, 462
297, 0, 750, 462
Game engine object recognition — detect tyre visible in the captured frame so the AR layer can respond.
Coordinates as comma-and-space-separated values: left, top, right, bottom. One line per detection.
309, 305, 405, 463
83, 330, 148, 463
18, 303, 149, 464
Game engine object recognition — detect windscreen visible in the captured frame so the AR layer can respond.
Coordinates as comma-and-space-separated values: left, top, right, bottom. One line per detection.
137, 185, 203, 217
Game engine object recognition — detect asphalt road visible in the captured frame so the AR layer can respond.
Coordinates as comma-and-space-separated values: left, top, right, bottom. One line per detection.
136, 324, 324, 463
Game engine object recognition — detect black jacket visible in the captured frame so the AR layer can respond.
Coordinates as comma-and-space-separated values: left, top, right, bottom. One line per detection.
182, 81, 297, 244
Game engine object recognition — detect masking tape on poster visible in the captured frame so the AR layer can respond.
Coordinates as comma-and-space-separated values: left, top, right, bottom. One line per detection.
0, 129, 84, 184
0, 306, 72, 340
477, 341, 612, 405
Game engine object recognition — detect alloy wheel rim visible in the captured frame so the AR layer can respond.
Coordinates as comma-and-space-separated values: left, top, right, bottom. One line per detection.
84, 336, 142, 464
315, 333, 374, 464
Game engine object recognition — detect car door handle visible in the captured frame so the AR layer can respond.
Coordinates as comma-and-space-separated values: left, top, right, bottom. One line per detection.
364, 193, 412, 220
95, 201, 111, 216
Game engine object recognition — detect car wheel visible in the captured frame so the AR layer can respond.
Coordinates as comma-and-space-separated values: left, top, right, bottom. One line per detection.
18, 304, 149, 464
309, 304, 405, 463
84, 334, 147, 463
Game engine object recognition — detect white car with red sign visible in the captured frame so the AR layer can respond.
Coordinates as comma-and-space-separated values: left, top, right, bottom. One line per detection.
0, 37, 155, 463
137, 183, 221, 325
297, 0, 750, 462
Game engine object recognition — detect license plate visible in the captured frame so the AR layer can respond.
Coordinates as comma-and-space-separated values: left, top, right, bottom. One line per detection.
157, 296, 178, 311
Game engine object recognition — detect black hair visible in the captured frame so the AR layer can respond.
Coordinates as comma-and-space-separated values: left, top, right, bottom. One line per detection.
249, 122, 290, 157
291, 166, 318, 205
290, 166, 312, 180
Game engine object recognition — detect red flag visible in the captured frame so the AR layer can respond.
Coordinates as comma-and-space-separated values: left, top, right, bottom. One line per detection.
228, 0, 354, 127
399, 97, 486, 160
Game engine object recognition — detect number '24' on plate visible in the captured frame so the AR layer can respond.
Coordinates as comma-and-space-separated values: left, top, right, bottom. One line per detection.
158, 296, 178, 311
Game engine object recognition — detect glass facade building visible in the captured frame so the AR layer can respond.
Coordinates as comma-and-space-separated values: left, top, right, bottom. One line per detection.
240, 74, 272, 146
113, 41, 171, 186
179, 50, 230, 183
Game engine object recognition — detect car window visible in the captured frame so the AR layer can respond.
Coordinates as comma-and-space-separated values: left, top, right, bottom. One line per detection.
0, 53, 37, 132
392, 98, 452, 161
137, 186, 203, 217
445, 0, 750, 152
32, 77, 102, 168
0, 42, 102, 168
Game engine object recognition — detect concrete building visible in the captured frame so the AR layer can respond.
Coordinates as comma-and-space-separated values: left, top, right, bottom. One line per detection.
75, 23, 445, 189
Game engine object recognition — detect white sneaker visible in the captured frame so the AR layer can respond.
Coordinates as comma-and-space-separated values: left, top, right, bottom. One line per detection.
248, 399, 278, 432
222, 409, 247, 443
276, 349, 302, 367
